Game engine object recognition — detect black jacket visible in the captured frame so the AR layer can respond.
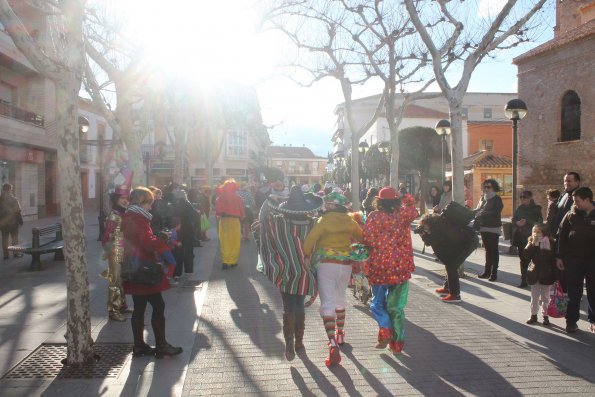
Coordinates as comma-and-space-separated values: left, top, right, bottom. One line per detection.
523, 242, 556, 285
511, 202, 543, 247
551, 191, 577, 239
421, 219, 478, 269
474, 195, 503, 228
557, 207, 595, 263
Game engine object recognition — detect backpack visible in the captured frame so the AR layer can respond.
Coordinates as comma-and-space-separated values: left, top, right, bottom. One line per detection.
441, 201, 475, 228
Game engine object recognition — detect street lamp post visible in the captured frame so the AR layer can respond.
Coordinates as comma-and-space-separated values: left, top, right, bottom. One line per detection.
505, 99, 528, 214
435, 119, 452, 185
358, 141, 369, 188
378, 141, 390, 185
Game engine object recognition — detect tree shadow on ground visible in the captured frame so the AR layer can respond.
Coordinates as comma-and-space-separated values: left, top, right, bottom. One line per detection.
381, 322, 522, 396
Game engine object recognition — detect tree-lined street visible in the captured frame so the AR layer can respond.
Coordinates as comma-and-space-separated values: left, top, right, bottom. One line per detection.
1, 215, 594, 396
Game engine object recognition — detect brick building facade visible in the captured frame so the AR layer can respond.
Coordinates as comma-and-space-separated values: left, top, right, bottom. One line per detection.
513, 1, 594, 209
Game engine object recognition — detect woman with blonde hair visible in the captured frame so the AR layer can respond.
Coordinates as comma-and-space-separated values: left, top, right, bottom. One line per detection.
122, 187, 181, 358
215, 179, 245, 269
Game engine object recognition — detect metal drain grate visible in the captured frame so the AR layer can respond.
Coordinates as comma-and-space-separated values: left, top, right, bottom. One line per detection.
3, 343, 133, 379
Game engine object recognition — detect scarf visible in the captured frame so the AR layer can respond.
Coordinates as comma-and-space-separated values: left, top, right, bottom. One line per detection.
126, 204, 153, 220
483, 191, 496, 200
539, 236, 551, 251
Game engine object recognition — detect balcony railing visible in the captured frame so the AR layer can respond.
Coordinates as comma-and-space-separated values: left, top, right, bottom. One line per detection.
0, 101, 44, 127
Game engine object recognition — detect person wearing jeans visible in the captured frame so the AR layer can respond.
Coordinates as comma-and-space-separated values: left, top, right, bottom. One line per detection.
474, 179, 503, 282
556, 187, 595, 333
419, 213, 479, 302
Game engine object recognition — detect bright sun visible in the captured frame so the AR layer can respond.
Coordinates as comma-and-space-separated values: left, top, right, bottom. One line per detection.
115, 0, 278, 85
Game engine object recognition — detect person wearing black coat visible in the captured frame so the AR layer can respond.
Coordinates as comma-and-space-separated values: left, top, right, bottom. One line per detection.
474, 179, 504, 282
523, 223, 556, 326
419, 214, 479, 302
512, 191, 543, 287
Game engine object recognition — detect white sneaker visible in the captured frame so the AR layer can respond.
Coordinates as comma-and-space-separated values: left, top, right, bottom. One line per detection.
590, 323, 595, 334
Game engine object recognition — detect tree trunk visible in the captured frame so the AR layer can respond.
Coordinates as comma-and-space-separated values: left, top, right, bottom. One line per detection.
448, 99, 465, 205
56, 80, 95, 365
419, 169, 428, 215
115, 105, 144, 185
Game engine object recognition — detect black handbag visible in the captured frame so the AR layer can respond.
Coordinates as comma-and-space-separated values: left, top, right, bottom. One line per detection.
121, 256, 164, 285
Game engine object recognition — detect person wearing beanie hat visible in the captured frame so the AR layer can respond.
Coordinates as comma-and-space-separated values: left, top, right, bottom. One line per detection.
101, 184, 131, 322
303, 191, 362, 367
363, 187, 418, 355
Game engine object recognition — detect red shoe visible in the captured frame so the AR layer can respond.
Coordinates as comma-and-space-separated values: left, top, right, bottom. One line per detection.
441, 294, 461, 303
388, 341, 404, 355
435, 287, 450, 295
325, 346, 341, 367
375, 327, 393, 349
335, 330, 345, 345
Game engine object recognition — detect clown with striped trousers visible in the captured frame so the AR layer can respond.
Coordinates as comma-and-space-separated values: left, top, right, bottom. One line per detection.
304, 192, 362, 367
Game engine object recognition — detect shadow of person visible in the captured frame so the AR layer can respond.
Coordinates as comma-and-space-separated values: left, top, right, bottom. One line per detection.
295, 350, 341, 397
380, 322, 522, 396
290, 366, 318, 397
226, 265, 285, 357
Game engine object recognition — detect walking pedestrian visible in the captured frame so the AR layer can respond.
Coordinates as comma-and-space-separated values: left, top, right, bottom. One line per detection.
260, 186, 322, 360
523, 223, 556, 326
303, 192, 362, 367
363, 188, 418, 354
122, 187, 182, 358
362, 187, 378, 216
0, 183, 23, 259
419, 213, 478, 303
237, 182, 256, 241
215, 179, 245, 269
474, 179, 503, 282
101, 184, 131, 322
556, 187, 595, 333
512, 191, 543, 287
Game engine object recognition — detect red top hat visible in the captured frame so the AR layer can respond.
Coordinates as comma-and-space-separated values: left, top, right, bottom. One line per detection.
376, 187, 401, 200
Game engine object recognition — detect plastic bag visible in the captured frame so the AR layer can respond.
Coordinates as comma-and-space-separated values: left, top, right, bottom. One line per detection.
200, 213, 210, 231
546, 281, 568, 318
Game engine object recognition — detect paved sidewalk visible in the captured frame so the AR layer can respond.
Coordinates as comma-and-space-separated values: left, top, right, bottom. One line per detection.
1, 215, 595, 396
182, 232, 595, 396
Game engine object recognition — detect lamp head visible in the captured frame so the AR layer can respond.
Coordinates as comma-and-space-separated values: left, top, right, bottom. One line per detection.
505, 99, 528, 121
358, 141, 369, 153
378, 141, 390, 153
435, 119, 451, 136
78, 116, 90, 134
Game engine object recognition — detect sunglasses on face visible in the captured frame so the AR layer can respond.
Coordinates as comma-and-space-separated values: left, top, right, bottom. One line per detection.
483, 185, 492, 189
520, 196, 528, 199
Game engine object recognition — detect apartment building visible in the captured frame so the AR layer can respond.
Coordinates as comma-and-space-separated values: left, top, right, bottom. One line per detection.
266, 145, 327, 185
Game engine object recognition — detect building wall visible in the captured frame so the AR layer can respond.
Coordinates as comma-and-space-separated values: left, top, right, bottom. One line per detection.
467, 124, 512, 157
516, 35, 595, 210
556, 0, 595, 36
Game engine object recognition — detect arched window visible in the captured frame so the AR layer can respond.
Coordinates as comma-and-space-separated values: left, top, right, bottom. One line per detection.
560, 90, 581, 141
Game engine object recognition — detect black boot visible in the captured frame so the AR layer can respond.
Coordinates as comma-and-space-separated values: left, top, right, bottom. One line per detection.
152, 317, 183, 359
526, 315, 538, 324
478, 264, 491, 279
543, 316, 550, 326
131, 313, 154, 357
294, 313, 305, 351
489, 271, 498, 282
283, 313, 296, 361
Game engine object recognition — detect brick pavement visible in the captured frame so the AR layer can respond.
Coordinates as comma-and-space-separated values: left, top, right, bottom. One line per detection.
182, 238, 595, 396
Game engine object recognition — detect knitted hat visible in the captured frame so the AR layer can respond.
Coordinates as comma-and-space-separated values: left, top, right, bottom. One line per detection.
323, 192, 350, 208
275, 186, 323, 215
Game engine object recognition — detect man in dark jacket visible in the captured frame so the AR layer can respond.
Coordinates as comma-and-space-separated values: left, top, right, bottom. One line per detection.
512, 191, 543, 287
556, 187, 595, 334
551, 172, 581, 240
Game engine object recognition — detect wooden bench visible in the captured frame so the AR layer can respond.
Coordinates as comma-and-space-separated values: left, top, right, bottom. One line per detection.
8, 223, 64, 271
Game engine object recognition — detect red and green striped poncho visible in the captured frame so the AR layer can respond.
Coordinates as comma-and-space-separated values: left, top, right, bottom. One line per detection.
260, 212, 317, 297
